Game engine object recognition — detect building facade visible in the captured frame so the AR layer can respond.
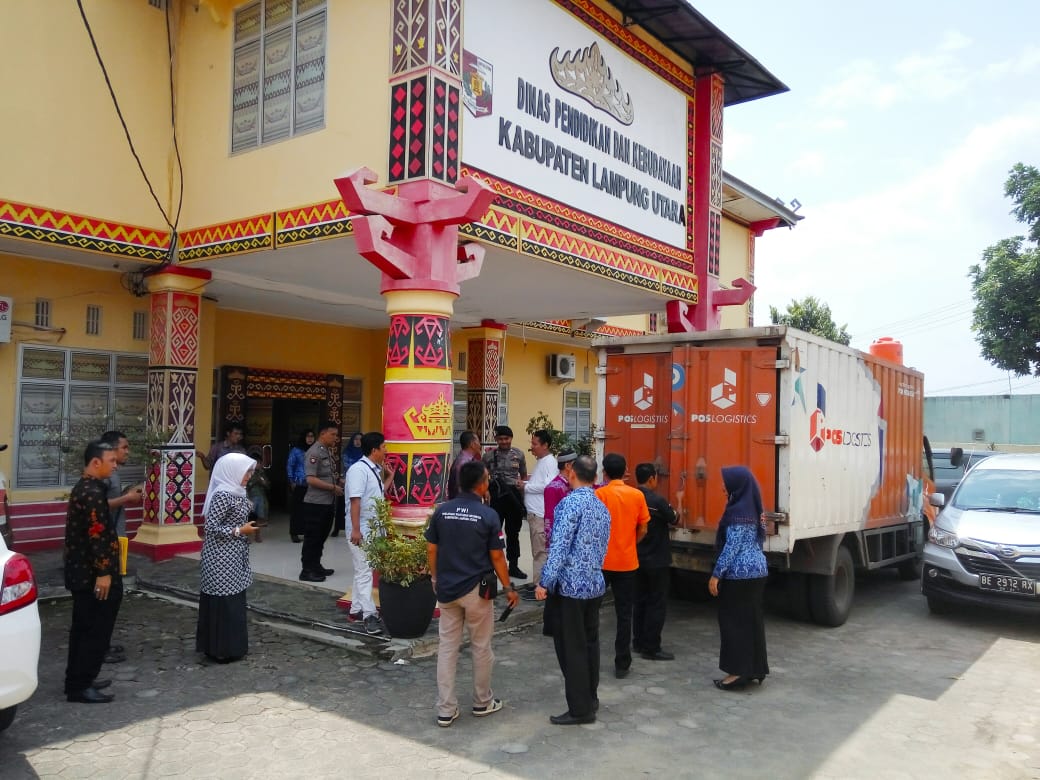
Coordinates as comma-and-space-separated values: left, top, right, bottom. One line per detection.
0, 0, 796, 552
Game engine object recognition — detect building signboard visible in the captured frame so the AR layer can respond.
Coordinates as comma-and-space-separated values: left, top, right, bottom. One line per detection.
462, 0, 689, 249
0, 296, 11, 343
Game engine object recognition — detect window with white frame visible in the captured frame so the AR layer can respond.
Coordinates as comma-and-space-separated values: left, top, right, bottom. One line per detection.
15, 347, 148, 488
231, 0, 327, 154
563, 389, 592, 442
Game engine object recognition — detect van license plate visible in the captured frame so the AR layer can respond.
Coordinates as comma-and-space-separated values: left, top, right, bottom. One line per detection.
978, 574, 1038, 595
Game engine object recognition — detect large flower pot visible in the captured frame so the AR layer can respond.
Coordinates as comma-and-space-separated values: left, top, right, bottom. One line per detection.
377, 576, 436, 638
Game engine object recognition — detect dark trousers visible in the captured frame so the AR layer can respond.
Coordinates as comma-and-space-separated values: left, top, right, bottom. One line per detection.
633, 566, 670, 654
718, 576, 769, 679
491, 494, 525, 565
603, 569, 636, 671
65, 579, 123, 694
551, 594, 602, 718
289, 484, 308, 537
300, 502, 334, 573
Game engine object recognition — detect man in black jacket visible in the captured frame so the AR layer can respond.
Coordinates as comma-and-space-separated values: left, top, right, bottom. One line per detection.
633, 463, 678, 661
63, 440, 121, 703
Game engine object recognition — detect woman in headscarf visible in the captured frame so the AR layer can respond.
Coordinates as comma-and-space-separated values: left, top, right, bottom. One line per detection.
708, 466, 769, 690
196, 452, 259, 664
286, 429, 315, 543
332, 432, 363, 538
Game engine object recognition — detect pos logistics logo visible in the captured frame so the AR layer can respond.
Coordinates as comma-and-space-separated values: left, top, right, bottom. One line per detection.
691, 367, 757, 424
617, 373, 668, 424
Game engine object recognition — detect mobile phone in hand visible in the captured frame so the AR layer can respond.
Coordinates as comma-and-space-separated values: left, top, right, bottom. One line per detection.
498, 603, 515, 622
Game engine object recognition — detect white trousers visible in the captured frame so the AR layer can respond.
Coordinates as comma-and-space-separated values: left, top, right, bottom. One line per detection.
349, 541, 377, 618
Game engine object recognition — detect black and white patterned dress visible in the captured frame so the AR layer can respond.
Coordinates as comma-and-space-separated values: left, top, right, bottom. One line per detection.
196, 491, 253, 661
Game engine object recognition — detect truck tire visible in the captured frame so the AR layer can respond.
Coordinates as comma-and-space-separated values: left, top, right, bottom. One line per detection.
787, 572, 813, 622
809, 546, 855, 627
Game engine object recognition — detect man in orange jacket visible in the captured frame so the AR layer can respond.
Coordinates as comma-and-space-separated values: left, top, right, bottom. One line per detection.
595, 453, 649, 678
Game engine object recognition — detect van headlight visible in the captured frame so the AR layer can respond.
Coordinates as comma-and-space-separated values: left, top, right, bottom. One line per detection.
928, 525, 959, 548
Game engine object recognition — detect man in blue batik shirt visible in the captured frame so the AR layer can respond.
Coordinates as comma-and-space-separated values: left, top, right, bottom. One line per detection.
535, 455, 610, 726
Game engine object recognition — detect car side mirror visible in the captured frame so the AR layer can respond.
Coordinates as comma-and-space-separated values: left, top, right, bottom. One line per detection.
949, 447, 964, 468
929, 492, 945, 508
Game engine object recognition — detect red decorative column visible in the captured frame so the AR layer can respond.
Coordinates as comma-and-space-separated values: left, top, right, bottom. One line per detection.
464, 321, 506, 448
674, 72, 755, 333
131, 267, 211, 561
335, 170, 494, 531
331, 0, 493, 531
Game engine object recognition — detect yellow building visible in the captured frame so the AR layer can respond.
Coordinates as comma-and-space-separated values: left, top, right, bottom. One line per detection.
0, 0, 796, 553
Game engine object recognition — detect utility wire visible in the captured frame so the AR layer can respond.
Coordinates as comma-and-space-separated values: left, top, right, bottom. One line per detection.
165, 0, 185, 233
851, 301, 974, 340
76, 0, 180, 236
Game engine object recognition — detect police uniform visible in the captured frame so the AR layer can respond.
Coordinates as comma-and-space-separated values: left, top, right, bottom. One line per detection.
483, 446, 528, 571
299, 441, 339, 579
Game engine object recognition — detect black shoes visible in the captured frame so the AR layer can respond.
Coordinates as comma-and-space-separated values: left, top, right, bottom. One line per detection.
508, 565, 528, 579
614, 667, 630, 679
299, 571, 326, 582
641, 650, 675, 661
550, 711, 595, 725
291, 535, 302, 543
320, 567, 335, 576
713, 676, 761, 691
92, 679, 112, 690
67, 687, 114, 704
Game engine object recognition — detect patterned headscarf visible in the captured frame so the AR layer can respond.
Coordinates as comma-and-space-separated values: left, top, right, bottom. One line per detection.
203, 452, 254, 517
715, 465, 765, 553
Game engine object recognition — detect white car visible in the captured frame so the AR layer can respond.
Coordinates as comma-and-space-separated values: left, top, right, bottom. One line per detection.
0, 530, 41, 732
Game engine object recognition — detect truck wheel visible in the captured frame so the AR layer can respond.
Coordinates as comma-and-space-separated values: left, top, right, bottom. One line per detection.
896, 557, 921, 581
809, 546, 855, 627
787, 572, 812, 622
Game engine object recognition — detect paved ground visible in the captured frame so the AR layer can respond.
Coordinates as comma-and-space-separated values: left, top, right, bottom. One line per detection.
4, 569, 1040, 779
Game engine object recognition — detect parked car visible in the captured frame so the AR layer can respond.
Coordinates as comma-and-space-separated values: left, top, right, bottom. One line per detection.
0, 530, 41, 733
0, 443, 12, 549
931, 447, 995, 505
923, 453, 1040, 614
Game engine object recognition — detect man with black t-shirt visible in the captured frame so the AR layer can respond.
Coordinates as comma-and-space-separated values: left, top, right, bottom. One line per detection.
426, 460, 519, 727
633, 463, 678, 661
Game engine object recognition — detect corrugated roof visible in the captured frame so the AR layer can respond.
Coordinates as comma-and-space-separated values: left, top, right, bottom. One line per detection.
604, 0, 788, 105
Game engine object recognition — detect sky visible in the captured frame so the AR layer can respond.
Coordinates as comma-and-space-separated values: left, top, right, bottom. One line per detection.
693, 0, 1040, 396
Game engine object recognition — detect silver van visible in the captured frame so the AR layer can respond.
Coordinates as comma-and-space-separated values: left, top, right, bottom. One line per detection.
923, 453, 1040, 614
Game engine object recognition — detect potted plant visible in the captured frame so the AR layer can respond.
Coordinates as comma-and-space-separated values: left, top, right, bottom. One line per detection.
362, 498, 436, 638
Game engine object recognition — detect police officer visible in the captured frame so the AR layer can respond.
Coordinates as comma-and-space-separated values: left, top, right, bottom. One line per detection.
299, 420, 342, 582
482, 425, 528, 579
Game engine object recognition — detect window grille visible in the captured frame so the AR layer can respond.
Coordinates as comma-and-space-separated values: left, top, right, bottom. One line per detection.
86, 305, 102, 336
35, 299, 51, 328
231, 0, 327, 153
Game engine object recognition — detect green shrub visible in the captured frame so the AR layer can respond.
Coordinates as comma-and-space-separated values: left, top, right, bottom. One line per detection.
361, 498, 429, 587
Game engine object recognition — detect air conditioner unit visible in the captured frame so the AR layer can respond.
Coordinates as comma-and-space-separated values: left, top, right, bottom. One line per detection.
548, 353, 577, 382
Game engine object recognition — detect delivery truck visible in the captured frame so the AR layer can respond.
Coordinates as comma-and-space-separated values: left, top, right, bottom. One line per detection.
595, 326, 935, 627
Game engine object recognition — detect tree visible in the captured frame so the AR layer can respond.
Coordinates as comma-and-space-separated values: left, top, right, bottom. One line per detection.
970, 164, 1040, 376
769, 296, 851, 345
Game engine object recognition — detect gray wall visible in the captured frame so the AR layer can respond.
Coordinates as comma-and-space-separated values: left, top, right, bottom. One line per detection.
925, 395, 1040, 447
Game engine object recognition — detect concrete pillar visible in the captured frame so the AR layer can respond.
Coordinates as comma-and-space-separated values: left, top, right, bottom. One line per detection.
130, 267, 210, 561
464, 322, 507, 448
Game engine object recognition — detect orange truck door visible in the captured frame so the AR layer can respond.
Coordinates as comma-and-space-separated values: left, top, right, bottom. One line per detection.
670, 345, 778, 532
602, 351, 675, 497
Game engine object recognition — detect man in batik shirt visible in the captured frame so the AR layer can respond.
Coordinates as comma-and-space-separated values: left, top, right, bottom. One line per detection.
535, 455, 611, 726
63, 440, 121, 704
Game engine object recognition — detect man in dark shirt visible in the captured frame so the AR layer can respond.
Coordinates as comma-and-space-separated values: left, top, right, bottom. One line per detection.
633, 463, 678, 661
447, 430, 482, 499
63, 440, 121, 704
197, 423, 245, 472
426, 461, 519, 727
